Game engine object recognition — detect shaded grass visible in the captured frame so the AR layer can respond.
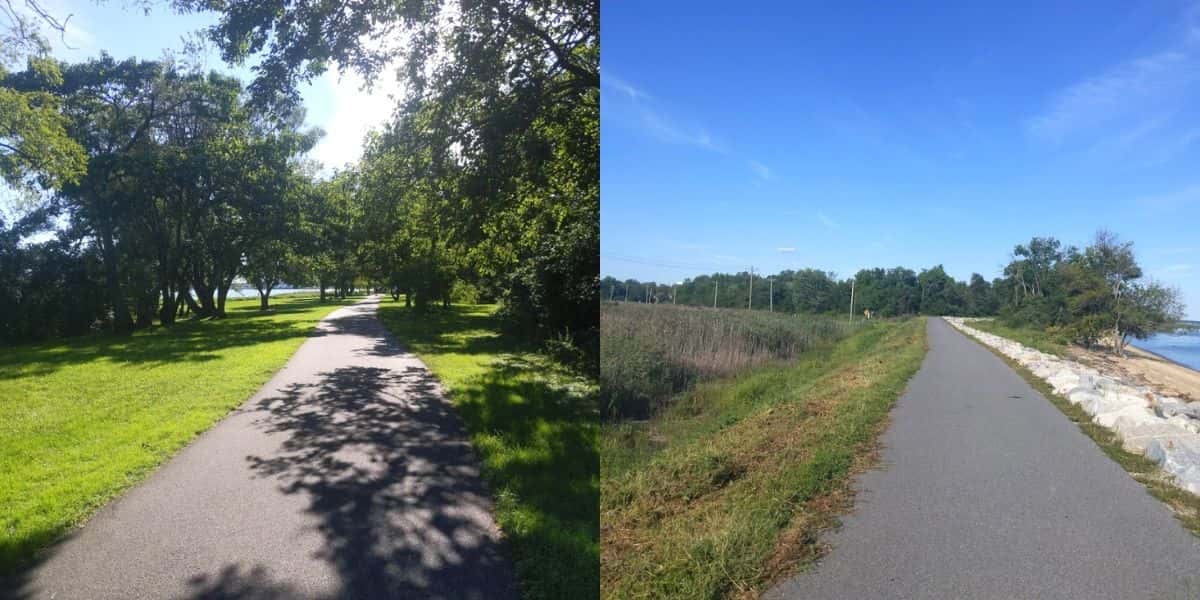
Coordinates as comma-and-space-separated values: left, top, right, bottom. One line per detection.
376, 303, 598, 600
0, 294, 356, 574
967, 318, 1069, 357
601, 303, 857, 419
960, 332, 1200, 537
600, 318, 927, 599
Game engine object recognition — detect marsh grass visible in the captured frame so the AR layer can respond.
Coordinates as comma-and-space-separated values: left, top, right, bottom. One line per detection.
600, 303, 856, 418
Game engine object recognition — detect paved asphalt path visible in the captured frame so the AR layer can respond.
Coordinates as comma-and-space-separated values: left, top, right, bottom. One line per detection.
767, 317, 1200, 600
4, 296, 517, 600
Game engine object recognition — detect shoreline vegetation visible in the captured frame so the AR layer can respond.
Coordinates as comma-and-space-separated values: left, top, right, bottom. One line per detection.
0, 294, 356, 574
600, 316, 927, 598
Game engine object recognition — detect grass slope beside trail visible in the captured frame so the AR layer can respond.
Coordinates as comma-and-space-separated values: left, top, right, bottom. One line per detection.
0, 294, 356, 574
600, 318, 927, 600
376, 303, 599, 600
966, 318, 1068, 357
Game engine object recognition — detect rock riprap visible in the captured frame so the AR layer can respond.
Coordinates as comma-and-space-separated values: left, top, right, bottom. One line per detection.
945, 317, 1200, 494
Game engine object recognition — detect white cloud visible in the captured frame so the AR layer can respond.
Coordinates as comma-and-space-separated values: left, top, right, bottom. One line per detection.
817, 212, 840, 230
1135, 183, 1200, 210
1027, 50, 1195, 143
602, 74, 649, 101
306, 68, 403, 171
747, 159, 770, 180
777, 247, 796, 253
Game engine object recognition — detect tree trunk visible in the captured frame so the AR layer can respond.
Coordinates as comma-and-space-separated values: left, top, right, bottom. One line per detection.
159, 284, 177, 325
258, 285, 273, 310
98, 221, 133, 332
216, 280, 231, 317
319, 280, 326, 302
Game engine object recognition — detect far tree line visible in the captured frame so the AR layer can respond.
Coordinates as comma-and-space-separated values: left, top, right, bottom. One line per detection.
603, 231, 1185, 355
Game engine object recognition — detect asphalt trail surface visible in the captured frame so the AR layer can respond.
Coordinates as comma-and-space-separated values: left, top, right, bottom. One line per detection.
767, 317, 1200, 599
5, 296, 516, 600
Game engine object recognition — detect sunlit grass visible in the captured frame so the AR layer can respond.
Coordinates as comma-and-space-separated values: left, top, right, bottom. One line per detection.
377, 302, 598, 600
0, 294, 354, 573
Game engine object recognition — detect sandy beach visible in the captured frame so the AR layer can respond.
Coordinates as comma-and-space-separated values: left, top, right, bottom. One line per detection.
1069, 343, 1200, 402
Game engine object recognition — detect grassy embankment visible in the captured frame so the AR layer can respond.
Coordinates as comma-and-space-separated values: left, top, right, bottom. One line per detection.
966, 317, 1068, 357
600, 302, 855, 418
601, 306, 927, 599
376, 303, 598, 600
0, 294, 356, 573
957, 318, 1200, 537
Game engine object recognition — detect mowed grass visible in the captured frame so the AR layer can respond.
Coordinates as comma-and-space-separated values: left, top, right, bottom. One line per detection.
376, 303, 598, 600
967, 318, 1069, 357
601, 318, 927, 599
0, 294, 355, 573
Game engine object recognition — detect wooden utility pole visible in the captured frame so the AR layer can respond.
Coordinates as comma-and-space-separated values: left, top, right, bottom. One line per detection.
769, 278, 774, 312
672, 284, 677, 305
713, 280, 718, 308
748, 267, 754, 310
609, 284, 615, 302
849, 278, 856, 323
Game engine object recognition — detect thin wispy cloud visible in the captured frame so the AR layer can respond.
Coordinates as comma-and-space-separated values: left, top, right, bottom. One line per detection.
777, 247, 796, 253
817, 212, 840, 231
1027, 8, 1200, 165
604, 71, 771, 178
1027, 50, 1195, 143
602, 74, 649, 102
747, 159, 771, 180
1135, 183, 1200, 210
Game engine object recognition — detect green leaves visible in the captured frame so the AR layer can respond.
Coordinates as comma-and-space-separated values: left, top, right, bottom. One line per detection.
0, 59, 86, 189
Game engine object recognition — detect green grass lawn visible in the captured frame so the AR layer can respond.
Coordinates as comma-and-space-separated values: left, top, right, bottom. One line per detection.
376, 302, 599, 600
966, 318, 1069, 357
601, 318, 927, 599
0, 294, 354, 573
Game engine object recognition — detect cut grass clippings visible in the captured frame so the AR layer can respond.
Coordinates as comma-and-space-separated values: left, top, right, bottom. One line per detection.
958, 330, 1200, 536
600, 317, 927, 599
0, 294, 356, 574
376, 303, 599, 600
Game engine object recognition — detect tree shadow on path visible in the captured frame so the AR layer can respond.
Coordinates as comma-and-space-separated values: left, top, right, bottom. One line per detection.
226, 359, 517, 600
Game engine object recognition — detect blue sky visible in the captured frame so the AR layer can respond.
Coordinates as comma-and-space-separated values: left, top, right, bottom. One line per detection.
11, 0, 400, 171
601, 2, 1200, 318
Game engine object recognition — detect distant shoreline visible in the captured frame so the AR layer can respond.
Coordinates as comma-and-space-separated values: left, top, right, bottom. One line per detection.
1127, 341, 1200, 375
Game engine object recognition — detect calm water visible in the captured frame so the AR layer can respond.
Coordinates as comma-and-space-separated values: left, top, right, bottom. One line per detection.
224, 287, 321, 299
1130, 328, 1200, 372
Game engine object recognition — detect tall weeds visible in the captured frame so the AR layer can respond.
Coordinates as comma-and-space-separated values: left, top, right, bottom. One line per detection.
600, 302, 856, 418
